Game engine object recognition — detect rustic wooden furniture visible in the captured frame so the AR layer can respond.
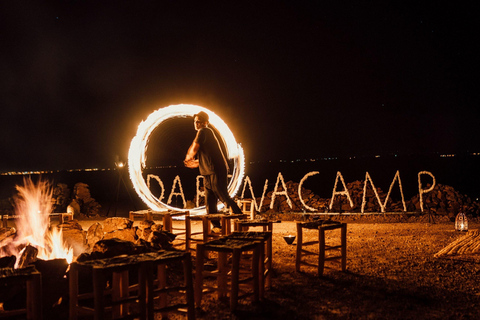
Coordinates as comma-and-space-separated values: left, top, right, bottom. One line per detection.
69, 251, 195, 320
235, 219, 273, 232
0, 267, 42, 320
142, 251, 195, 320
236, 198, 256, 219
226, 231, 273, 295
69, 255, 147, 319
195, 238, 261, 311
48, 212, 74, 226
185, 213, 247, 253
295, 220, 347, 276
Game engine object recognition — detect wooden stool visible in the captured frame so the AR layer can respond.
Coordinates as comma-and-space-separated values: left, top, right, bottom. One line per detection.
0, 267, 42, 320
185, 213, 247, 253
236, 199, 256, 219
195, 238, 261, 311
295, 221, 347, 276
69, 255, 148, 320
185, 214, 223, 253
0, 215, 18, 228
221, 214, 249, 235
48, 212, 73, 226
129, 209, 153, 221
235, 219, 273, 232
142, 251, 195, 320
226, 231, 273, 295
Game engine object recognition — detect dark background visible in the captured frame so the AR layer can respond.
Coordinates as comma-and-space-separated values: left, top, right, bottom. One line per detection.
1, 1, 478, 189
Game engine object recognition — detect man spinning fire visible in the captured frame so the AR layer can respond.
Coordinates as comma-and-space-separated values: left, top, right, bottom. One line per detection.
184, 111, 243, 230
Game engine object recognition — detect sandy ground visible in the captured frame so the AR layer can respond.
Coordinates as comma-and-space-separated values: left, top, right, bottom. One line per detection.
5, 214, 479, 319
75, 215, 480, 320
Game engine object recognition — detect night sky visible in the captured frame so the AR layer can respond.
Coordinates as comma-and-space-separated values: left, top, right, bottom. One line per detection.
1, 1, 478, 172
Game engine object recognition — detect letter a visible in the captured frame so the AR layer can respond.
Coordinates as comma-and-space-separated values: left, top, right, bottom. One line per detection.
240, 176, 267, 212
167, 175, 187, 208
270, 172, 293, 209
329, 171, 354, 210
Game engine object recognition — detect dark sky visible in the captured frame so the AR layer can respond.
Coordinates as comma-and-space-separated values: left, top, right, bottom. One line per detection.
1, 1, 478, 171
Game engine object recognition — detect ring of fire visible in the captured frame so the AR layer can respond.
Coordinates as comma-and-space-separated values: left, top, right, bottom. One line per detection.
128, 104, 245, 214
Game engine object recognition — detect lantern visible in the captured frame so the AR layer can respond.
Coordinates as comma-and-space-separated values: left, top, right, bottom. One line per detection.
455, 212, 468, 232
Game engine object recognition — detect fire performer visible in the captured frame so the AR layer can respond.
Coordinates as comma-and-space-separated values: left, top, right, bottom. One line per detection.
184, 111, 243, 230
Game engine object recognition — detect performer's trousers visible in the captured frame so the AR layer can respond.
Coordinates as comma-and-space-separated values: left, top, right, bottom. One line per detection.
203, 172, 242, 228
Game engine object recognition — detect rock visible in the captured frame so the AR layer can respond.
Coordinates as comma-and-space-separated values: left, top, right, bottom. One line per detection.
90, 238, 136, 259
103, 217, 133, 233
148, 231, 176, 250
61, 227, 87, 256
86, 222, 104, 247
103, 228, 136, 242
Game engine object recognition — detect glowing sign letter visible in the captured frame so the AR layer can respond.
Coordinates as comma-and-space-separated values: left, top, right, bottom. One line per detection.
270, 172, 292, 210
384, 170, 407, 212
298, 171, 319, 212
147, 174, 165, 202
418, 171, 436, 212
167, 175, 186, 208
361, 172, 384, 213
240, 176, 269, 212
329, 171, 354, 210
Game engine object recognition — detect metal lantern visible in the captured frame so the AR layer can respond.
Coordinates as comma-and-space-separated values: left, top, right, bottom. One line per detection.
455, 212, 468, 232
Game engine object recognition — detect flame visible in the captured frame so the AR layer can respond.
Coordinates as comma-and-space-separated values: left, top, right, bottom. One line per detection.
0, 177, 73, 267
128, 104, 245, 214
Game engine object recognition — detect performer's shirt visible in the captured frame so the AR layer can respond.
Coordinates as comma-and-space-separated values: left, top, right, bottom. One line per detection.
194, 127, 228, 176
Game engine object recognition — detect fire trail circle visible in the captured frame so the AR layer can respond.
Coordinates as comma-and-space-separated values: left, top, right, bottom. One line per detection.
128, 104, 245, 214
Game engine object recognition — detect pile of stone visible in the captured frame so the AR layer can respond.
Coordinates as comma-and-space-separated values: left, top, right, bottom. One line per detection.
256, 180, 480, 217
76, 217, 176, 262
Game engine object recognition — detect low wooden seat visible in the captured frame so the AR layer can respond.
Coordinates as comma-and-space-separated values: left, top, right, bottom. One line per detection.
69, 251, 195, 320
235, 219, 273, 232
185, 213, 247, 253
226, 231, 273, 295
0, 267, 42, 320
195, 238, 261, 311
48, 212, 73, 226
69, 255, 148, 320
1, 215, 18, 228
142, 251, 195, 320
295, 220, 347, 276
236, 198, 256, 219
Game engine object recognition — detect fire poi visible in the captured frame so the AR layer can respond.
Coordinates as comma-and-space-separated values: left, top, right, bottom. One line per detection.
128, 104, 245, 214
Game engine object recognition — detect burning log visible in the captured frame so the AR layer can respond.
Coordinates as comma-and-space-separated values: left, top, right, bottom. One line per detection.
17, 245, 38, 269
0, 227, 16, 249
